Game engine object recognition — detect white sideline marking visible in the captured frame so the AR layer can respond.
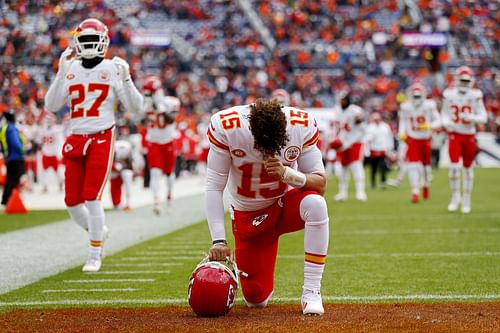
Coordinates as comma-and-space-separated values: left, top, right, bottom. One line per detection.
337, 213, 500, 221
147, 245, 206, 250
161, 241, 207, 245
2, 294, 500, 307
64, 279, 156, 283
115, 256, 201, 261
106, 263, 182, 267
337, 227, 500, 236
42, 288, 139, 293
91, 270, 170, 275
136, 251, 205, 255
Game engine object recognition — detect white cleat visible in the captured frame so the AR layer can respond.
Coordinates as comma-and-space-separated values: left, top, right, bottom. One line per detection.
82, 255, 102, 272
386, 178, 401, 188
461, 195, 471, 214
447, 194, 461, 212
301, 288, 324, 315
356, 192, 367, 202
334, 192, 347, 201
153, 204, 161, 215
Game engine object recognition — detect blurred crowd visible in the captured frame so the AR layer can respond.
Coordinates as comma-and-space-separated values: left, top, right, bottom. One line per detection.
0, 0, 499, 138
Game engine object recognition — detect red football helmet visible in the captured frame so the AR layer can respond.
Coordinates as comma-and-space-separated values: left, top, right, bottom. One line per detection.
143, 76, 162, 96
188, 258, 239, 317
73, 18, 109, 59
455, 66, 474, 93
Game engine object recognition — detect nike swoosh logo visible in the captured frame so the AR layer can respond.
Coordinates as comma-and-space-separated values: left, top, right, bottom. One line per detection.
97, 139, 106, 144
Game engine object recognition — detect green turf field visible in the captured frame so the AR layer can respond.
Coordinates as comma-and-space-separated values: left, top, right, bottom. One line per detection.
0, 168, 499, 309
0, 210, 70, 234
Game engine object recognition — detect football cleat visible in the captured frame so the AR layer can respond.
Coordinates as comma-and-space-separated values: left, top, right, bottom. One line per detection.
411, 193, 420, 203
82, 254, 102, 272
461, 195, 471, 214
333, 192, 347, 201
422, 186, 430, 200
356, 192, 367, 202
301, 288, 324, 315
386, 178, 401, 188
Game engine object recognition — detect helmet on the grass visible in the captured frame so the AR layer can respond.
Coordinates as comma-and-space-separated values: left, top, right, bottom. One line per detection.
188, 257, 239, 317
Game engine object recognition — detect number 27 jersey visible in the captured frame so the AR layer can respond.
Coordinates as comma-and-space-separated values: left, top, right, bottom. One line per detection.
207, 105, 322, 211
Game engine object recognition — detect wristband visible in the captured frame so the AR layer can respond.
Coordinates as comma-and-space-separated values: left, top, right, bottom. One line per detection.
212, 239, 227, 246
281, 166, 306, 188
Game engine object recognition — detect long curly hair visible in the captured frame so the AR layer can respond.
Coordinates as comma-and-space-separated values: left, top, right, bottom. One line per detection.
249, 99, 288, 158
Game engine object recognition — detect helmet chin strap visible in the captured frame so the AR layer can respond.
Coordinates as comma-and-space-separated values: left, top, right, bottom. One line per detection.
82, 56, 104, 69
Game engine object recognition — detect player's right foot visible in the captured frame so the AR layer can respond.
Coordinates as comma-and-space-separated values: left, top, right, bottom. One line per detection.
82, 254, 102, 272
461, 195, 471, 214
411, 193, 419, 203
422, 186, 429, 200
301, 288, 324, 315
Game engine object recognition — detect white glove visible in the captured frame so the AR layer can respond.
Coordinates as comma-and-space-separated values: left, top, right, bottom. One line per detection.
58, 47, 75, 76
112, 56, 131, 81
460, 112, 475, 123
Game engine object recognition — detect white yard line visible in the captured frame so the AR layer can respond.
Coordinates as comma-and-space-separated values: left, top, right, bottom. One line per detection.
90, 270, 170, 275
0, 185, 206, 294
337, 228, 500, 236
146, 245, 206, 250
2, 294, 500, 307
105, 263, 182, 267
136, 251, 206, 255
42, 288, 139, 293
63, 279, 156, 283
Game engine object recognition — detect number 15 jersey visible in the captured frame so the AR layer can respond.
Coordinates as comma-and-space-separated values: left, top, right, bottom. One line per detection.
207, 105, 324, 211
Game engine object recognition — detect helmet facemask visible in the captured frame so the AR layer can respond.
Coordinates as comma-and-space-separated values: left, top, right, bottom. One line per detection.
74, 23, 109, 59
457, 78, 473, 94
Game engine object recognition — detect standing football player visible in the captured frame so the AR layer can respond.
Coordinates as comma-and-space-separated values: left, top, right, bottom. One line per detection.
143, 76, 180, 214
205, 99, 329, 315
441, 66, 487, 213
39, 113, 64, 193
330, 93, 367, 202
110, 139, 134, 211
398, 83, 440, 203
44, 18, 143, 272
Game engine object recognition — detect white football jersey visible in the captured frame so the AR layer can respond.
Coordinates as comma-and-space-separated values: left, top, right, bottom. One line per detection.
399, 99, 440, 140
145, 111, 177, 144
337, 104, 366, 149
41, 125, 64, 157
441, 88, 487, 134
45, 59, 143, 134
207, 105, 323, 211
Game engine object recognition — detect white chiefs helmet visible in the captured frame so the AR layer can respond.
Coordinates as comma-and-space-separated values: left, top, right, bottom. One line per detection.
408, 82, 427, 107
271, 89, 290, 106
73, 18, 110, 59
455, 66, 474, 93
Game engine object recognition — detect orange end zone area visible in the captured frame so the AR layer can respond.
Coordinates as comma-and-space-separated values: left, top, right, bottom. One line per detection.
1, 302, 499, 333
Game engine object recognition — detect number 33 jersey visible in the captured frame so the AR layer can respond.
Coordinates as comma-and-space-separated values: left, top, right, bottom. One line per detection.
207, 104, 323, 211
441, 88, 487, 135
47, 60, 135, 134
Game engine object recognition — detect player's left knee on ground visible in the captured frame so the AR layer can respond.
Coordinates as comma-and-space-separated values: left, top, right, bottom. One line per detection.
242, 283, 273, 308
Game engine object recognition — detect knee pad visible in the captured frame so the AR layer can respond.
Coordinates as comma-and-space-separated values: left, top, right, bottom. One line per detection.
449, 164, 460, 178
300, 194, 328, 225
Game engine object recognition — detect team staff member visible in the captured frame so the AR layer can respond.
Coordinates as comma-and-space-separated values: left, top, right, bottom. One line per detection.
0, 111, 26, 206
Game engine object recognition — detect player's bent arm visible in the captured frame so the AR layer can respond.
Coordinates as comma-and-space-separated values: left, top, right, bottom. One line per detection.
116, 80, 144, 114
297, 147, 327, 195
430, 108, 442, 129
44, 75, 68, 113
473, 95, 488, 124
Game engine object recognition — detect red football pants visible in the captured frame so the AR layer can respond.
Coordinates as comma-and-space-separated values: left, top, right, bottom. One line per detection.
147, 142, 175, 174
406, 137, 431, 166
232, 189, 319, 304
448, 132, 476, 168
63, 128, 115, 207
110, 176, 123, 207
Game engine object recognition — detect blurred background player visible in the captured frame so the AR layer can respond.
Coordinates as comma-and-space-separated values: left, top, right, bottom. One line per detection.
44, 18, 143, 272
365, 112, 394, 189
330, 92, 367, 202
206, 99, 329, 315
441, 66, 487, 214
39, 113, 64, 193
110, 139, 134, 211
398, 83, 440, 203
143, 76, 180, 214
271, 88, 291, 106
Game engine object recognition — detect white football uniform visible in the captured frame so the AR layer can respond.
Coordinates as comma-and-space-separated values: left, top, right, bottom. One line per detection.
41, 125, 64, 157
337, 104, 366, 149
114, 140, 133, 161
207, 105, 324, 212
399, 99, 440, 140
441, 88, 487, 134
44, 59, 143, 134
144, 96, 177, 144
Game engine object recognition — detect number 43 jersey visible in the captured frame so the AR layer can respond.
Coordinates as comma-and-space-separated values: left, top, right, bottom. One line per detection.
207, 104, 323, 211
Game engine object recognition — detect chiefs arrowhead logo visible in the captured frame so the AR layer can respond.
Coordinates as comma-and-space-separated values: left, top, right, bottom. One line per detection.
64, 143, 73, 152
252, 214, 268, 227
